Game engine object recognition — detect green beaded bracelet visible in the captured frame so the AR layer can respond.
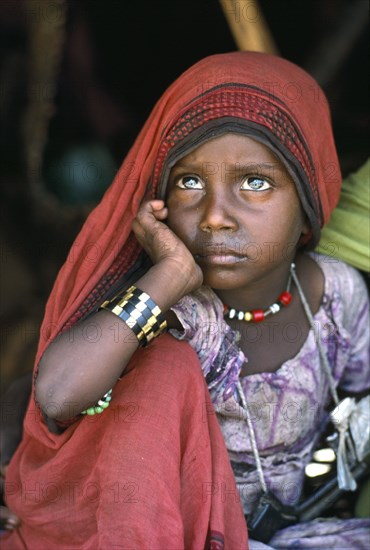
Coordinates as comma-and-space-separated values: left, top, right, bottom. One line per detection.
81, 389, 112, 416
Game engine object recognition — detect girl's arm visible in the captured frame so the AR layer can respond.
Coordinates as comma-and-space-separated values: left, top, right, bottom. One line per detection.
35, 201, 202, 421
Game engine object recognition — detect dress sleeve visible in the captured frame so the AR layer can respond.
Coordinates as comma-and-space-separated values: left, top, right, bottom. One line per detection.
170, 286, 245, 403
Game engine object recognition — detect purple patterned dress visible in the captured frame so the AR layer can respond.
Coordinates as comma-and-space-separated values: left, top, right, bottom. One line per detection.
171, 253, 370, 549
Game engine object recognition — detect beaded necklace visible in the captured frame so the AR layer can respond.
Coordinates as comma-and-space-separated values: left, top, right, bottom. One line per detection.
223, 263, 294, 323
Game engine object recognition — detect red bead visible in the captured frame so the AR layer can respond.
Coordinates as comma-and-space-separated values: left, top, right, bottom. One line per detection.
252, 309, 265, 322
279, 291, 292, 306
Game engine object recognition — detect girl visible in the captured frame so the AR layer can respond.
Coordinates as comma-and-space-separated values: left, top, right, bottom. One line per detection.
2, 52, 369, 549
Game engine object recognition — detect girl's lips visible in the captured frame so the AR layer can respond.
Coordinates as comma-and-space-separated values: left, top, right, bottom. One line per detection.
195, 254, 247, 266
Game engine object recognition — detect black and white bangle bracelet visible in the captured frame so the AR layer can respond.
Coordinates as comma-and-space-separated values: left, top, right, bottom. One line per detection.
100, 285, 167, 347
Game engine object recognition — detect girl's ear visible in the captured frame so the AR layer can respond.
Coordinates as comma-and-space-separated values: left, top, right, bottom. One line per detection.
299, 232, 312, 247
301, 218, 310, 236
297, 217, 311, 247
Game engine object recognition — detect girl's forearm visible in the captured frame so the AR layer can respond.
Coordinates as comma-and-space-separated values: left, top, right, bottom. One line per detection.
35, 264, 188, 421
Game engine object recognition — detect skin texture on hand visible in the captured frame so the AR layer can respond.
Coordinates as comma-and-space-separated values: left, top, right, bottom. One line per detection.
132, 199, 203, 301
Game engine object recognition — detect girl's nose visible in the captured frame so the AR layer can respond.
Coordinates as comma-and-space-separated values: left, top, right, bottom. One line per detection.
199, 190, 238, 232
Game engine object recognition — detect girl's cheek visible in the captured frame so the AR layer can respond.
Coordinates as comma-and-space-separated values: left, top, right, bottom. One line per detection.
165, 207, 176, 229
166, 198, 186, 225
168, 217, 185, 237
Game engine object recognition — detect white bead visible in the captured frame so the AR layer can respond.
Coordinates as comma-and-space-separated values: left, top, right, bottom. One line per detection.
238, 311, 244, 321
229, 308, 236, 319
270, 303, 280, 314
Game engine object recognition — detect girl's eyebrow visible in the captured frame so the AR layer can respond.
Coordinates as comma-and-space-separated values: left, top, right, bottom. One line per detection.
225, 162, 283, 173
170, 162, 196, 171
171, 161, 284, 174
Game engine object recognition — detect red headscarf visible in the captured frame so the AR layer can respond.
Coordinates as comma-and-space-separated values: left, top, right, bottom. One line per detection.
35, 51, 341, 363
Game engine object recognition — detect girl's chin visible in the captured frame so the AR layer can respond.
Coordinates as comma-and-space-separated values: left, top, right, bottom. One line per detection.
200, 269, 245, 290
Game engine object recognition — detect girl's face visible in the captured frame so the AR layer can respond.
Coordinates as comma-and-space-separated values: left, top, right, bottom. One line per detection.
166, 133, 309, 291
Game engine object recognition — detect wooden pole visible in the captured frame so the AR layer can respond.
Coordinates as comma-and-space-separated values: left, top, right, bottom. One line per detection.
219, 0, 278, 54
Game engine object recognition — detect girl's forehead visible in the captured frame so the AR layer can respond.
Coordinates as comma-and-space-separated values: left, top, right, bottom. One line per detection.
173, 133, 283, 170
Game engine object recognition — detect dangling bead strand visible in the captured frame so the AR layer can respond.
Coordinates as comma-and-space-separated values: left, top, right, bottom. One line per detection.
223, 264, 294, 323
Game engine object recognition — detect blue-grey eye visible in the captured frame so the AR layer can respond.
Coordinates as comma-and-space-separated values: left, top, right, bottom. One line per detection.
177, 175, 203, 189
241, 176, 271, 191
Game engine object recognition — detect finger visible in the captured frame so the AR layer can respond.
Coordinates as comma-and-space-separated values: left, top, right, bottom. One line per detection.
152, 206, 168, 220
131, 218, 146, 244
133, 202, 167, 234
146, 199, 165, 211
139, 199, 165, 213
140, 201, 168, 220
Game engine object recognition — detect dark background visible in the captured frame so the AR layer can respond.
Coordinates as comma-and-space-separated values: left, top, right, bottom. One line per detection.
51, 0, 369, 170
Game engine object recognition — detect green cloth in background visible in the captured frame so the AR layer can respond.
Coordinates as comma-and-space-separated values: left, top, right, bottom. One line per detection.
317, 159, 370, 272
354, 476, 370, 518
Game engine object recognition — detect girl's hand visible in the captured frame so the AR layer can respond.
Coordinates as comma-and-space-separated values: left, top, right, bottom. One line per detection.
132, 200, 203, 298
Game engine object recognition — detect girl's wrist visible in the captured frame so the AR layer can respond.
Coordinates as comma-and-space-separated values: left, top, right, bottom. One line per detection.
135, 260, 198, 313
